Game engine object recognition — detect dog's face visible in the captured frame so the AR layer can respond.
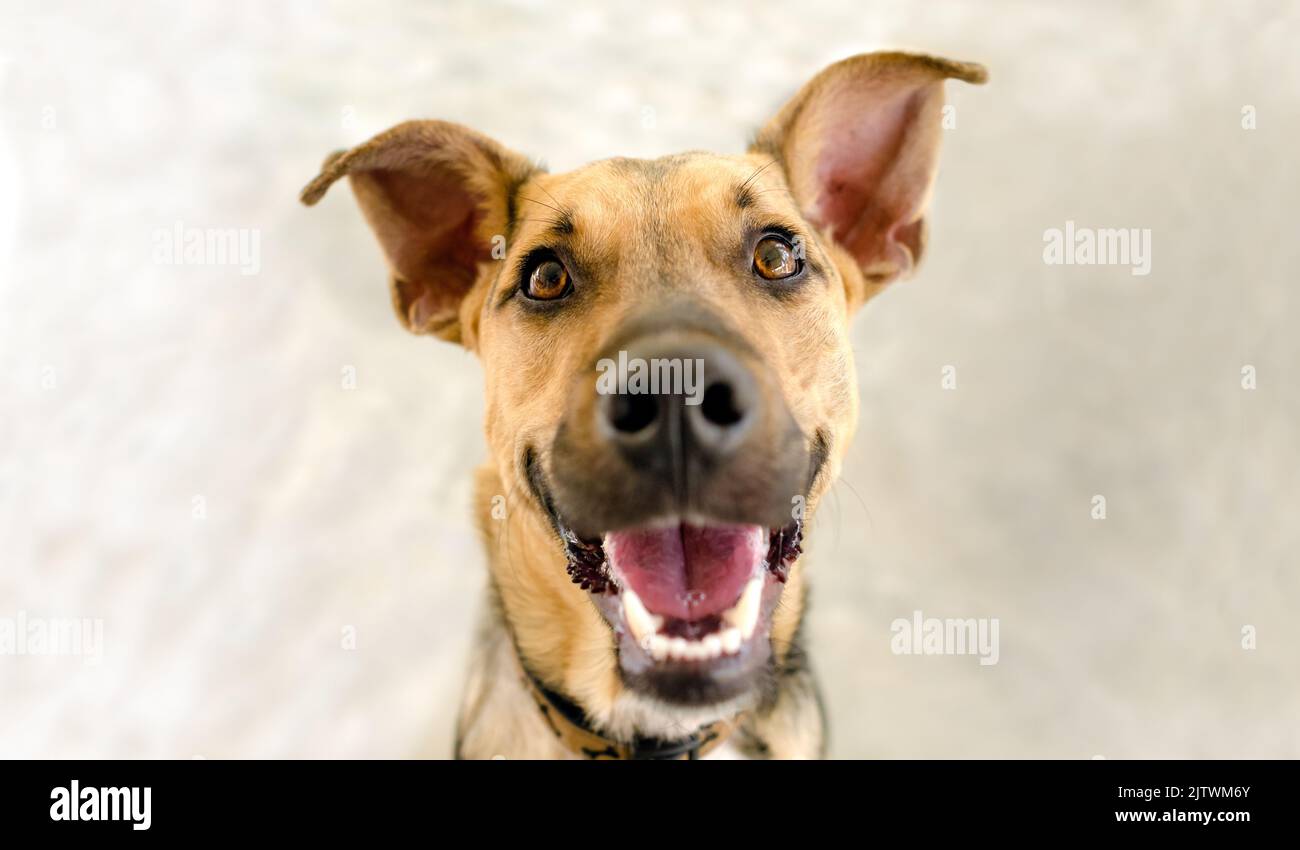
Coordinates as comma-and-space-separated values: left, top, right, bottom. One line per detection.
303, 52, 984, 715
482, 152, 846, 706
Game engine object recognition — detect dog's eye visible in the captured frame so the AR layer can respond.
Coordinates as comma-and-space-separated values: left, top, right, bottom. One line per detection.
753, 236, 800, 280
525, 258, 571, 301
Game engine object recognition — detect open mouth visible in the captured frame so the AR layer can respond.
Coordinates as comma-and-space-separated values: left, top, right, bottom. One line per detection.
561, 516, 803, 698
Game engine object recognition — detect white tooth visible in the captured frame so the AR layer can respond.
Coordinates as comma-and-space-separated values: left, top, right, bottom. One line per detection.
649, 634, 670, 661
621, 588, 662, 642
703, 634, 722, 658
669, 637, 689, 661
720, 627, 742, 654
724, 575, 764, 640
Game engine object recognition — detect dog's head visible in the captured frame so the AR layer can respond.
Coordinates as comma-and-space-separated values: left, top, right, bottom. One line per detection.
303, 52, 984, 719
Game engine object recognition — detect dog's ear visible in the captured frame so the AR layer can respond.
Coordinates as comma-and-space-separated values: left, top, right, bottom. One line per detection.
300, 120, 536, 344
752, 52, 986, 307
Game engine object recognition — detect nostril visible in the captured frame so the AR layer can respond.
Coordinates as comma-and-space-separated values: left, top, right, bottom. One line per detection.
700, 382, 744, 427
609, 392, 659, 434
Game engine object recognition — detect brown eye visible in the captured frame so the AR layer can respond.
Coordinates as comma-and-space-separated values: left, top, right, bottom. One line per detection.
753, 235, 800, 280
526, 258, 571, 300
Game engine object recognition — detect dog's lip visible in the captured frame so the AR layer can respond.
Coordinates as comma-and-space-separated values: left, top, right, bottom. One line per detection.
561, 517, 802, 597
526, 443, 805, 669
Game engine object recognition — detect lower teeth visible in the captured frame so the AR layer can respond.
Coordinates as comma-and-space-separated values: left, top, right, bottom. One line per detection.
624, 572, 764, 662
642, 627, 743, 662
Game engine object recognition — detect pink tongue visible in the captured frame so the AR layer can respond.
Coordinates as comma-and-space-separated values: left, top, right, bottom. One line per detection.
605, 523, 765, 621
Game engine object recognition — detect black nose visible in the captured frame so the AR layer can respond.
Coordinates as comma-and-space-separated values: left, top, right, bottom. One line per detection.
598, 342, 757, 463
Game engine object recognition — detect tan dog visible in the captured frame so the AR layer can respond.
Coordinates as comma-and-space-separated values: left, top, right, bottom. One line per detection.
302, 51, 985, 759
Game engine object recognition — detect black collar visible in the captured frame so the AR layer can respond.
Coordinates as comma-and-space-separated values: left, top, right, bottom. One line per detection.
521, 669, 736, 760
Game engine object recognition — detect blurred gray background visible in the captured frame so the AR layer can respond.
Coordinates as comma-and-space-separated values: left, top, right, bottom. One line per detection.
1, 0, 1297, 758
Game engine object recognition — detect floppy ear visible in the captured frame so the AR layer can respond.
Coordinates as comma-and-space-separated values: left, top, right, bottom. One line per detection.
752, 52, 986, 307
300, 120, 536, 344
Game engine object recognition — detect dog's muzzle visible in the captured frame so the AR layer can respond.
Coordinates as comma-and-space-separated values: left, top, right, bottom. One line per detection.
540, 307, 814, 706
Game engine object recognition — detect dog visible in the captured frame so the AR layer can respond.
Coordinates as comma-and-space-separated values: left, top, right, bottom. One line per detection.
301, 51, 986, 759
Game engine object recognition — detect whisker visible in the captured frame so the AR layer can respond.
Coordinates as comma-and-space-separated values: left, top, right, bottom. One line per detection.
534, 183, 564, 209
739, 158, 778, 194
519, 195, 565, 216
832, 475, 875, 533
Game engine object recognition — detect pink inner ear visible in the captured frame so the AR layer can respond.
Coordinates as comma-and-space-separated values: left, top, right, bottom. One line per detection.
363, 167, 486, 332
401, 281, 447, 331
805, 85, 933, 278
402, 211, 482, 332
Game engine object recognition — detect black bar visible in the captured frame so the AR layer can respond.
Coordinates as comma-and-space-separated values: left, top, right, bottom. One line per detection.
2, 760, 1290, 837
